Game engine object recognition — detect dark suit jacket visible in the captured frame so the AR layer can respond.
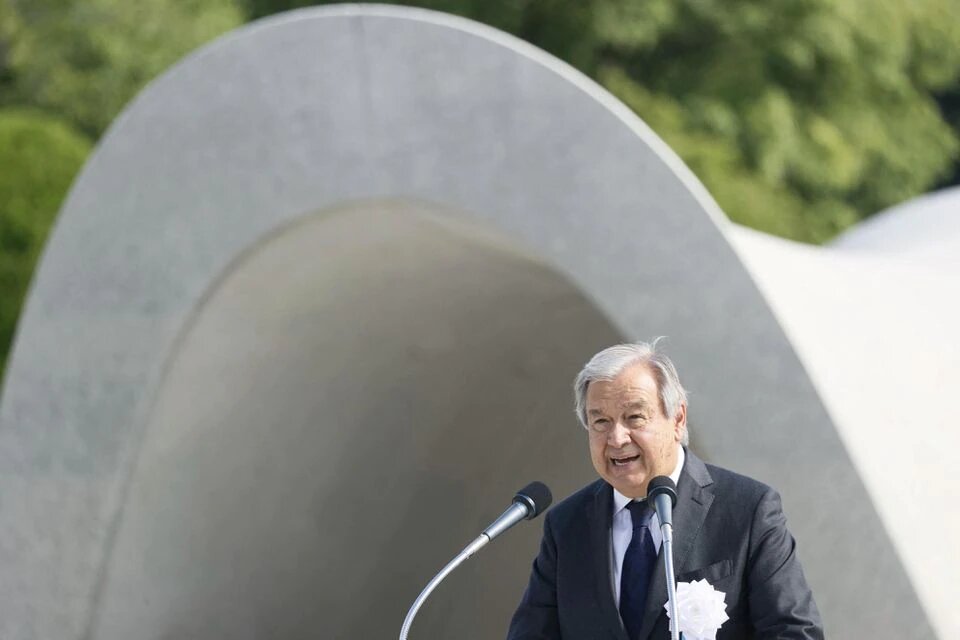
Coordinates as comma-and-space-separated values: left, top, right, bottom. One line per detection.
507, 450, 823, 639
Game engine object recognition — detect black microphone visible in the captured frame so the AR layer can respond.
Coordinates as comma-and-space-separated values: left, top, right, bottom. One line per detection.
483, 481, 553, 541
399, 482, 552, 640
647, 475, 678, 528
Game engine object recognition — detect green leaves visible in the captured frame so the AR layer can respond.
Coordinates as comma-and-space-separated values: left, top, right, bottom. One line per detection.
6, 0, 243, 136
585, 0, 960, 242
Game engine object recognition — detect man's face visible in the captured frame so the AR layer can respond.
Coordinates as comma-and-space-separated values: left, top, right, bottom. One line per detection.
585, 363, 685, 498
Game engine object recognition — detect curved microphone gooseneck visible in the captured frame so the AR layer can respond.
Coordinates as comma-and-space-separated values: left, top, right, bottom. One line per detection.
398, 481, 552, 640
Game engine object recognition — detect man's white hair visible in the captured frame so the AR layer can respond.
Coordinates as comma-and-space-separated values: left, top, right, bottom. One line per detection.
573, 339, 689, 446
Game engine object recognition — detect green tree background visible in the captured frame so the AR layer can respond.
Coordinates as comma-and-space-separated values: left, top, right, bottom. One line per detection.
1, 0, 959, 376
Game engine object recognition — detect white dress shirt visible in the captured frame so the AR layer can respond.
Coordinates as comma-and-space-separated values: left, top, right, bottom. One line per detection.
609, 446, 685, 606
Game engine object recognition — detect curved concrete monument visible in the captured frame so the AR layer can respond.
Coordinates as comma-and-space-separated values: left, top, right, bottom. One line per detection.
0, 5, 943, 639
727, 186, 960, 640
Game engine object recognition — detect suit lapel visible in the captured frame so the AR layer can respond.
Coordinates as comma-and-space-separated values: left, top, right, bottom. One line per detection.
671, 452, 715, 575
636, 450, 715, 640
588, 482, 630, 640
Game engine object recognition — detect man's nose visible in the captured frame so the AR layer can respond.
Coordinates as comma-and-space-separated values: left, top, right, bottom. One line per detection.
607, 422, 631, 447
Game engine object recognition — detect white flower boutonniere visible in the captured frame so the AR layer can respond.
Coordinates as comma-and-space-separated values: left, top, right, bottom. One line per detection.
664, 579, 729, 640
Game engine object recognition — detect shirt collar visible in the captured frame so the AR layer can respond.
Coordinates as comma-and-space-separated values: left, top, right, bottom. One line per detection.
612, 445, 685, 514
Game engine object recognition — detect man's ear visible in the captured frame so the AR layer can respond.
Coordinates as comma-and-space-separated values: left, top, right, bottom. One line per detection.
673, 403, 687, 442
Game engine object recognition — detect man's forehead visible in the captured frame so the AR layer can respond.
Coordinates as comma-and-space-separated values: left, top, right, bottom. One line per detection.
586, 398, 653, 414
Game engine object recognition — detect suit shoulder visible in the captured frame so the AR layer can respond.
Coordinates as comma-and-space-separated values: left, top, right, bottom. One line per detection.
543, 479, 606, 527
703, 461, 780, 507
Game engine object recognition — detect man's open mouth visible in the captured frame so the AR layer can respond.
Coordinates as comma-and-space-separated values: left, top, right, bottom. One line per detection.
611, 455, 640, 466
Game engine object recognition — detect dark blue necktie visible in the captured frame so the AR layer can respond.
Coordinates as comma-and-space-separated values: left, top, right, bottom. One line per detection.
619, 500, 657, 640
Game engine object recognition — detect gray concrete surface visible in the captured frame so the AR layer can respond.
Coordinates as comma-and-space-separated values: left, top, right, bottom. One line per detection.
728, 188, 960, 637
91, 203, 618, 639
0, 5, 934, 639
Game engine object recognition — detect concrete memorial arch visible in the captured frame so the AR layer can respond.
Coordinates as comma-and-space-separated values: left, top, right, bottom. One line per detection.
0, 5, 941, 639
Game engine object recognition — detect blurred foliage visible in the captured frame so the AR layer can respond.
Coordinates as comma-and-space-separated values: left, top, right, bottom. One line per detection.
0, 109, 90, 373
0, 1, 18, 95
0, 0, 960, 374
4, 0, 243, 136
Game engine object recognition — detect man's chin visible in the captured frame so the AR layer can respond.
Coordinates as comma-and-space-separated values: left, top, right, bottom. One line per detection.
606, 468, 649, 498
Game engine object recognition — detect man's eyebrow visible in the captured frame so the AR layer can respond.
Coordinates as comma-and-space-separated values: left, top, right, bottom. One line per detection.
586, 408, 607, 416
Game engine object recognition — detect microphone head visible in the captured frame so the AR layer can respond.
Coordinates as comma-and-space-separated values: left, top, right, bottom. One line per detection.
646, 476, 678, 507
514, 481, 552, 519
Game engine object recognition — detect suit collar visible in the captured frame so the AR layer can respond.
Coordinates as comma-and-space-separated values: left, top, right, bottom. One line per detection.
635, 449, 715, 639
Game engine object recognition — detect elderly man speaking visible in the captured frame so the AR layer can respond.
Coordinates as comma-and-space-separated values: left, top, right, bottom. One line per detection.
507, 342, 823, 640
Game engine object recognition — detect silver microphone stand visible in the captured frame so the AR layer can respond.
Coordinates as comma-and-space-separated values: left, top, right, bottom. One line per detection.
397, 484, 550, 640
661, 520, 681, 640
398, 534, 490, 640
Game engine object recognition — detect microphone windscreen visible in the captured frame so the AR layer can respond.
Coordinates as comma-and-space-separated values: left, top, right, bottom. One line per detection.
646, 476, 678, 507
515, 481, 552, 517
